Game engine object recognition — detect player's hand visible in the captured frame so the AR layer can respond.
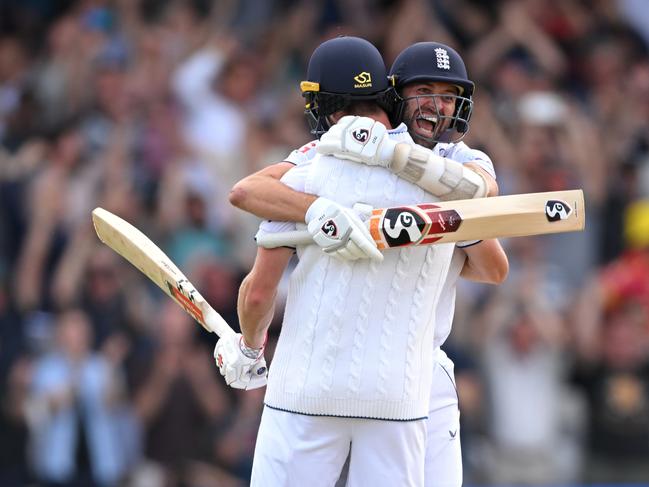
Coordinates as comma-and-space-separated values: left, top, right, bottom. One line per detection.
317, 116, 398, 168
214, 333, 267, 390
305, 197, 383, 262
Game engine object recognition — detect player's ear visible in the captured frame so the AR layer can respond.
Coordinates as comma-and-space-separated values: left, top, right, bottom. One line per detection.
328, 111, 345, 125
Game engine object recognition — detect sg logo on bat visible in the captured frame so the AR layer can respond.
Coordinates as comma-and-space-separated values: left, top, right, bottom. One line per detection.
545, 200, 572, 222
382, 208, 427, 246
371, 204, 463, 249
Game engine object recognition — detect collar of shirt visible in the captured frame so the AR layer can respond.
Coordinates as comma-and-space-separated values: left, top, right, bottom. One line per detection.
388, 122, 408, 135
388, 123, 414, 144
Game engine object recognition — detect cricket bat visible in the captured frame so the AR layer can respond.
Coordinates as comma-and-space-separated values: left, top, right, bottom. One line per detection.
256, 189, 585, 249
91, 208, 234, 338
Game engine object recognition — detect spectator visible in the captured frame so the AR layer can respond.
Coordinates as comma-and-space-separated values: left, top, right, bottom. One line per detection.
26, 308, 132, 487
573, 250, 649, 483
476, 275, 583, 485
0, 354, 33, 486
2, 1, 649, 484
131, 300, 231, 487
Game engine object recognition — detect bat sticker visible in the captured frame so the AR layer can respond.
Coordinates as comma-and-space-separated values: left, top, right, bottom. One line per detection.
371, 204, 463, 249
382, 207, 426, 245
166, 279, 205, 324
545, 200, 572, 222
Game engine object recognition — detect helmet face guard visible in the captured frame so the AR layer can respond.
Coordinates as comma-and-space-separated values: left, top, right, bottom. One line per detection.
301, 36, 397, 137
394, 91, 473, 145
389, 42, 475, 144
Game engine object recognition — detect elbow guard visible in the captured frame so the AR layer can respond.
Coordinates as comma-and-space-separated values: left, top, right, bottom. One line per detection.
390, 143, 488, 200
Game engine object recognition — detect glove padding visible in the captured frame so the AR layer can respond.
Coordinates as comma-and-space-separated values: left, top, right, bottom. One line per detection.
214, 333, 267, 390
305, 197, 383, 262
317, 116, 398, 168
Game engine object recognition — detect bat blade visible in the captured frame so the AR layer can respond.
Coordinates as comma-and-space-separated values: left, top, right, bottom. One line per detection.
91, 208, 233, 338
256, 189, 586, 249
371, 189, 585, 248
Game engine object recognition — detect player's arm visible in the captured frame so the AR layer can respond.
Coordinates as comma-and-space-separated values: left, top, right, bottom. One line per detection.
456, 167, 507, 284
464, 162, 499, 197
231, 161, 382, 261
317, 116, 490, 200
213, 246, 293, 390
229, 162, 316, 222
459, 239, 509, 284
237, 247, 294, 348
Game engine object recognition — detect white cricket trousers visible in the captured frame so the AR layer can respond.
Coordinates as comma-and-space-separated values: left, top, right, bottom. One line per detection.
425, 348, 462, 487
250, 406, 426, 487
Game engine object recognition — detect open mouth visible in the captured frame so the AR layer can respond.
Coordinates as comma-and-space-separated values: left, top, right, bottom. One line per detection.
414, 115, 438, 137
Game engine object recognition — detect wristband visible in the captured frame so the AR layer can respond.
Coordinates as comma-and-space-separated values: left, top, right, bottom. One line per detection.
239, 335, 265, 359
456, 240, 482, 249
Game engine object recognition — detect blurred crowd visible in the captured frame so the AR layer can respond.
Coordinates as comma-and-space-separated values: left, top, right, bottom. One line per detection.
1, 0, 649, 486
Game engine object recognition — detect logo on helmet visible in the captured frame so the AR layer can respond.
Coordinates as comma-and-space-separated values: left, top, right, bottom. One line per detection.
434, 48, 450, 70
322, 219, 338, 237
545, 200, 572, 222
352, 128, 370, 144
353, 72, 373, 88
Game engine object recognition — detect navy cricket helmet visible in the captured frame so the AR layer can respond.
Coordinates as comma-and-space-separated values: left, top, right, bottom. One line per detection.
301, 36, 398, 136
389, 42, 474, 142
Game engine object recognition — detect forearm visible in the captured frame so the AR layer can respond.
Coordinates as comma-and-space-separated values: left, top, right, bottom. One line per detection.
460, 239, 508, 284
316, 117, 496, 202
456, 166, 505, 283
172, 47, 225, 110
390, 143, 488, 201
51, 225, 95, 307
229, 163, 316, 222
237, 247, 293, 348
464, 162, 498, 197
237, 275, 276, 349
16, 202, 57, 309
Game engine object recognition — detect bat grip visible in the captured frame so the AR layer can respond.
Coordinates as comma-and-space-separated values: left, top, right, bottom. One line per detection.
256, 231, 313, 248
203, 307, 235, 338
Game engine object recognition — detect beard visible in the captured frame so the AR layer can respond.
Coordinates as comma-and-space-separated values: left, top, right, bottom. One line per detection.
403, 104, 452, 149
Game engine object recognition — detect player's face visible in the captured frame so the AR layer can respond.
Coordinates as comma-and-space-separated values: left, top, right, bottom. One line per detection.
400, 81, 460, 148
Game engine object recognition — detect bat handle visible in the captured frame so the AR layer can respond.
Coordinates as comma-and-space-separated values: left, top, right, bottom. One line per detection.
203, 307, 235, 338
256, 231, 313, 248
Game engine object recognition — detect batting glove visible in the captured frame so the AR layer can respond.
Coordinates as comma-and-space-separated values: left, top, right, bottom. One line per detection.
214, 333, 267, 390
317, 116, 398, 168
305, 197, 383, 262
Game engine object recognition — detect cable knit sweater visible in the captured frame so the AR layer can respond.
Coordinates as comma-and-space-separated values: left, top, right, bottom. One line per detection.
264, 148, 455, 420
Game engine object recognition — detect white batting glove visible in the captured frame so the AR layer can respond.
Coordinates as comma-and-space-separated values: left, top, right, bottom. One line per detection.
305, 197, 383, 262
317, 116, 398, 168
214, 333, 267, 390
